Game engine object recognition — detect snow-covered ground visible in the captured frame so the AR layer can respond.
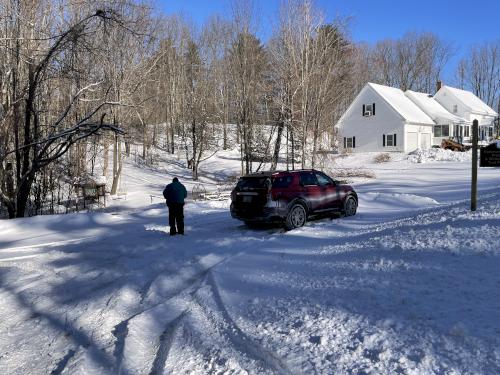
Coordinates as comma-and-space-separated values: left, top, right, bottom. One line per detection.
1, 148, 500, 374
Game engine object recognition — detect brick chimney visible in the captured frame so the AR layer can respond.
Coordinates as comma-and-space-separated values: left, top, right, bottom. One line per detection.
436, 80, 442, 93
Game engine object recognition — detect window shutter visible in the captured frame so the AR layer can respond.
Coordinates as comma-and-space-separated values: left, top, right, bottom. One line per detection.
344, 137, 346, 148
372, 103, 376, 115
394, 134, 397, 146
383, 134, 386, 147
353, 137, 356, 148
362, 104, 365, 116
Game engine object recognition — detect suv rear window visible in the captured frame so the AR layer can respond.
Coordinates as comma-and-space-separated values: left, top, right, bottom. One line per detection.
236, 177, 270, 190
272, 175, 293, 188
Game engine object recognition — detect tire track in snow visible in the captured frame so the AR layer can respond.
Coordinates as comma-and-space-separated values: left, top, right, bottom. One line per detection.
138, 265, 176, 305
149, 312, 186, 375
191, 271, 293, 375
112, 256, 235, 374
50, 348, 77, 375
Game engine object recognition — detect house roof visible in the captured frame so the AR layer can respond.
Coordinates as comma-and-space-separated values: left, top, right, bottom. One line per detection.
437, 86, 498, 117
405, 90, 467, 124
367, 83, 435, 125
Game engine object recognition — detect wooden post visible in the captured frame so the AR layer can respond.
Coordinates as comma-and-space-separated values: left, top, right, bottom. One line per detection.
471, 119, 478, 211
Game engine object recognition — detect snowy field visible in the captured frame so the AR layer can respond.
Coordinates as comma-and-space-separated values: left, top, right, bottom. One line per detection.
1, 148, 500, 374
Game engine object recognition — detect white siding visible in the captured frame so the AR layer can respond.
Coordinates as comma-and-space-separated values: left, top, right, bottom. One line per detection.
435, 87, 496, 127
420, 133, 431, 149
434, 89, 469, 120
338, 85, 405, 152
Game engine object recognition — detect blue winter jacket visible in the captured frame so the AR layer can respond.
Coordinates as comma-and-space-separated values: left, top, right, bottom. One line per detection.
163, 181, 187, 205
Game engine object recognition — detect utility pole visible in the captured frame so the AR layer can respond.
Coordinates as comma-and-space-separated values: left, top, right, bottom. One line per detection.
471, 119, 478, 211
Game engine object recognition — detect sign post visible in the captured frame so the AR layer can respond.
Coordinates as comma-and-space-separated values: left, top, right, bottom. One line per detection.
471, 120, 478, 211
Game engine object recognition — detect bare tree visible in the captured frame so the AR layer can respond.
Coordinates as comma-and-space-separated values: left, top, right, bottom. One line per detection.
268, 0, 353, 169
456, 42, 500, 108
371, 32, 454, 93
228, 27, 268, 174
0, 4, 138, 217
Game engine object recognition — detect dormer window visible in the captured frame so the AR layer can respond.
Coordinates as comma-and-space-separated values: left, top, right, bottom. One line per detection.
362, 103, 376, 117
453, 104, 458, 113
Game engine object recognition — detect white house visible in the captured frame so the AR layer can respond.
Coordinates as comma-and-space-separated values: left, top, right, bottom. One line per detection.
404, 90, 469, 146
336, 82, 498, 153
335, 82, 435, 153
434, 85, 497, 142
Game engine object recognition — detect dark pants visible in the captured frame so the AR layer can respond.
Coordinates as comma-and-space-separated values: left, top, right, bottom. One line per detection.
168, 203, 184, 235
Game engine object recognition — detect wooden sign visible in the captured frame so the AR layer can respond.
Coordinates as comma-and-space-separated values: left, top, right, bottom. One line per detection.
480, 142, 500, 167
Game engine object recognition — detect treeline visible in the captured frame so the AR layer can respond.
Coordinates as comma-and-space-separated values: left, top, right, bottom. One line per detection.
0, 0, 499, 218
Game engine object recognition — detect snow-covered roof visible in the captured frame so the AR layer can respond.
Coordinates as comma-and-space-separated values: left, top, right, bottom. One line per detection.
405, 90, 467, 124
367, 83, 435, 125
437, 86, 498, 117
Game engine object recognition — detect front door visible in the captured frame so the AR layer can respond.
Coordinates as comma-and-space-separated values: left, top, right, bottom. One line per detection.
315, 171, 340, 210
298, 171, 322, 212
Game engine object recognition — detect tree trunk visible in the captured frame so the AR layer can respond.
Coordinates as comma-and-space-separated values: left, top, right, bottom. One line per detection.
110, 134, 122, 195
142, 124, 147, 160
4, 163, 15, 218
191, 118, 197, 180
271, 119, 284, 171
311, 118, 320, 169
15, 173, 35, 218
223, 123, 228, 150
103, 136, 109, 177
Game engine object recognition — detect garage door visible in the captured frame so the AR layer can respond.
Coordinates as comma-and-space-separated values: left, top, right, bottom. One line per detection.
406, 132, 418, 152
420, 133, 431, 149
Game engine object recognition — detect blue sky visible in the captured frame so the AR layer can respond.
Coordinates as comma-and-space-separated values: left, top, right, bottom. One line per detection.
157, 0, 500, 80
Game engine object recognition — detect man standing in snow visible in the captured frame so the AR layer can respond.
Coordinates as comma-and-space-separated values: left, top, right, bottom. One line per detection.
163, 177, 188, 236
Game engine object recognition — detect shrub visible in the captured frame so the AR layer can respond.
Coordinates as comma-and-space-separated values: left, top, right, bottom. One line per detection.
329, 168, 375, 180
373, 153, 391, 163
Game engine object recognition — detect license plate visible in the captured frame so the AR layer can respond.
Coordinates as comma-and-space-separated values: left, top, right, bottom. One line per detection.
243, 196, 252, 203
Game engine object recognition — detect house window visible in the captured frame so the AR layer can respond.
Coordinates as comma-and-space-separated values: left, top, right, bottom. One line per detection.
383, 134, 397, 147
464, 126, 470, 137
453, 104, 458, 113
434, 125, 450, 137
386, 134, 395, 146
344, 137, 356, 148
489, 127, 494, 138
362, 103, 376, 117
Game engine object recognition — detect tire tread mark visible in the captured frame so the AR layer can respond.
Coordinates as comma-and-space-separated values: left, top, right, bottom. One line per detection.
196, 271, 293, 375
149, 313, 186, 375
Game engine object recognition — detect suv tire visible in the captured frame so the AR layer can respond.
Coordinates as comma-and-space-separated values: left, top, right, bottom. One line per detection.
343, 196, 357, 216
285, 203, 307, 230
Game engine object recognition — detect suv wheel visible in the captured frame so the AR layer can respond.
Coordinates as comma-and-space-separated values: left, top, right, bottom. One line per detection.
343, 196, 357, 216
285, 204, 307, 230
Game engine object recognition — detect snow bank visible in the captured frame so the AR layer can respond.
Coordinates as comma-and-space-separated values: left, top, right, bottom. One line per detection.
363, 192, 439, 208
407, 148, 472, 163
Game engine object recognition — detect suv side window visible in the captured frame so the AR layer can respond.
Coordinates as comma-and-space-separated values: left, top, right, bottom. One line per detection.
272, 175, 293, 188
299, 172, 318, 186
316, 172, 334, 186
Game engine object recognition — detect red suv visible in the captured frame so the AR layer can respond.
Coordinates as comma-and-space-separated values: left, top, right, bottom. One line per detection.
230, 169, 358, 230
